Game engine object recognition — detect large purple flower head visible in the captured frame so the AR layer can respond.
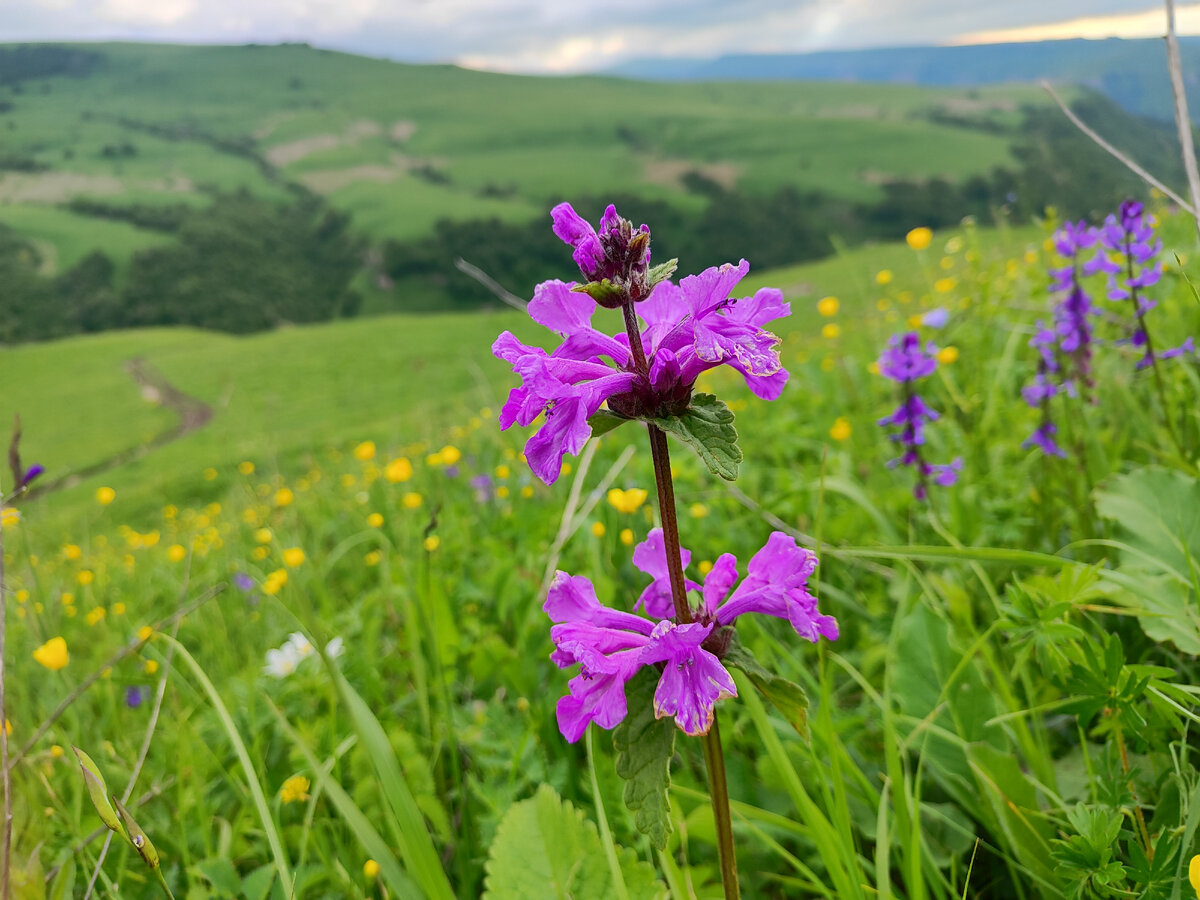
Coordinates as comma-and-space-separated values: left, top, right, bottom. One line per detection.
494, 203, 790, 485
544, 528, 836, 742
878, 332, 937, 382
551, 203, 653, 307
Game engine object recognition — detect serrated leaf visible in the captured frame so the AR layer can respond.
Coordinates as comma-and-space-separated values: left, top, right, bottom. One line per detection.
72, 747, 122, 833
483, 784, 665, 900
724, 640, 809, 739
612, 667, 675, 850
588, 410, 634, 438
654, 393, 741, 481
646, 258, 678, 289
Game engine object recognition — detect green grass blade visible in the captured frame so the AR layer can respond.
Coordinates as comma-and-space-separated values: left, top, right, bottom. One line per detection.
265, 698, 422, 899
163, 636, 293, 895
332, 670, 456, 900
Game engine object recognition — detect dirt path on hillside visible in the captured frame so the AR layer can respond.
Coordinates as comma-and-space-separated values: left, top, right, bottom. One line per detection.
25, 358, 213, 499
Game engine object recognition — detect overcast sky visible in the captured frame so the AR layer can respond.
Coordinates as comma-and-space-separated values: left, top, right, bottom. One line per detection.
4, 0, 1200, 72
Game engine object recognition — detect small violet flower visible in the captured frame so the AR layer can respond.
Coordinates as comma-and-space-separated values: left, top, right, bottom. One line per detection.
877, 332, 961, 499
125, 686, 148, 709
545, 528, 837, 742
494, 203, 790, 485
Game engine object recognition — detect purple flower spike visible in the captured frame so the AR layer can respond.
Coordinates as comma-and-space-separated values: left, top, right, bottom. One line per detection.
1023, 422, 1067, 458
877, 331, 958, 498
19, 464, 44, 489
550, 202, 652, 304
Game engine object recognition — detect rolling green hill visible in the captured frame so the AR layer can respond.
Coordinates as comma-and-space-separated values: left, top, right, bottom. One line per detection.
1, 42, 1051, 271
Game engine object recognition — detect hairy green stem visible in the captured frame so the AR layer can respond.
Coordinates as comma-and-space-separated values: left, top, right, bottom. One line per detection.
0, 513, 9, 900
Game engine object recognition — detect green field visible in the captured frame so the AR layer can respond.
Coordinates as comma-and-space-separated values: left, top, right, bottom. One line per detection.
0, 41, 1065, 273
5, 201, 1200, 897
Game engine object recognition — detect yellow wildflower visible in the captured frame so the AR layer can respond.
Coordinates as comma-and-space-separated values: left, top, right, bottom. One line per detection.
494, 464, 510, 479
607, 488, 648, 514
86, 606, 106, 626
15, 590, 27, 603
816, 296, 839, 317
167, 544, 186, 562
906, 227, 932, 251
821, 323, 840, 340
939, 256, 954, 270
274, 487, 294, 508
424, 535, 440, 552
255, 528, 273, 544
521, 485, 534, 499
875, 269, 893, 285
367, 513, 384, 528
698, 560, 714, 576
934, 277, 956, 294
364, 859, 381, 879
111, 602, 126, 616
1024, 249, 1038, 264
263, 569, 288, 595
562, 463, 573, 475
77, 570, 94, 586
830, 417, 852, 442
937, 346, 959, 365
820, 357, 836, 372
385, 457, 413, 483
252, 546, 269, 560
619, 528, 634, 546
496, 486, 510, 499
1191, 854, 1200, 896
279, 775, 310, 804
95, 486, 116, 505
202, 467, 218, 481
402, 492, 423, 509
364, 550, 381, 566
50, 745, 64, 758
144, 659, 158, 675
441, 445, 463, 465
0, 508, 20, 528
353, 441, 376, 461
689, 503, 709, 519
591, 522, 606, 538
282, 547, 306, 568
3, 721, 9, 736
138, 626, 153, 641
238, 461, 255, 475
33, 637, 69, 671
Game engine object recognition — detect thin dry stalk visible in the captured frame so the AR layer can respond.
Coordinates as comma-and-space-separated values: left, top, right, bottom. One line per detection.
1, 508, 10, 900
454, 257, 528, 311
1164, 0, 1200, 240
1041, 80, 1197, 214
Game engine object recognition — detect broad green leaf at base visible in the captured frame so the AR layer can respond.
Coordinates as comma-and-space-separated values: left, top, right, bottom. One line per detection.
653, 393, 741, 481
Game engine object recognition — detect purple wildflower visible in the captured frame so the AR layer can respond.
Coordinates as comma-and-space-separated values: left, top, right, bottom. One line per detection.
469, 473, 493, 502
877, 332, 958, 499
1022, 422, 1067, 458
234, 572, 255, 592
544, 528, 836, 742
125, 686, 148, 708
495, 203, 789, 485
19, 464, 44, 489
1088, 200, 1192, 371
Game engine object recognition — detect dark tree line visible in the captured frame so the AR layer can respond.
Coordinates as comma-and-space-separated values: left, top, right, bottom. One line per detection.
0, 192, 362, 342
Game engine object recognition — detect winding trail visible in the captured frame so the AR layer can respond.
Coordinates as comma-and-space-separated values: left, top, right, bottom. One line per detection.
25, 358, 213, 499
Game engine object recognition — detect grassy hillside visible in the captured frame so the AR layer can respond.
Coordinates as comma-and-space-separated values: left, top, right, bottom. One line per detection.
0, 41, 1057, 274
2, 220, 1041, 534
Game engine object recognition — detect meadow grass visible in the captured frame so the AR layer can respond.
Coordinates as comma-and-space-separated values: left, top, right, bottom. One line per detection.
4, 206, 1199, 898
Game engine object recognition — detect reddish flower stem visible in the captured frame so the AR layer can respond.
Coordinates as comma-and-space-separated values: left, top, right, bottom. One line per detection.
620, 298, 738, 898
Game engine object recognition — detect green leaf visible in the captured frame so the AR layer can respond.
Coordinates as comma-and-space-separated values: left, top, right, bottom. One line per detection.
612, 668, 675, 850
646, 258, 678, 289
572, 279, 624, 306
588, 410, 634, 438
724, 639, 809, 739
194, 859, 241, 896
483, 784, 665, 900
72, 747, 122, 834
1094, 466, 1200, 652
113, 795, 162, 869
240, 865, 275, 900
654, 393, 741, 481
